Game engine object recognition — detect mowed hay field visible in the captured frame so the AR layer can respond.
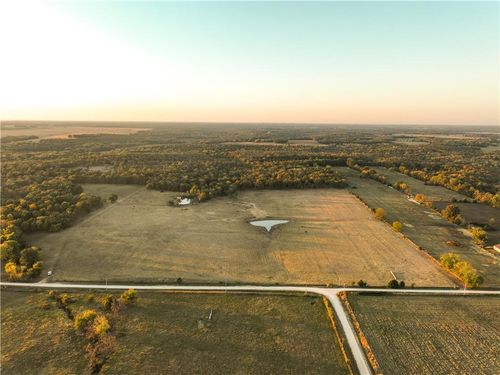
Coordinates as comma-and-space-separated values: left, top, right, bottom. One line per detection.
347, 293, 500, 375
1, 290, 350, 375
30, 185, 452, 286
335, 167, 500, 287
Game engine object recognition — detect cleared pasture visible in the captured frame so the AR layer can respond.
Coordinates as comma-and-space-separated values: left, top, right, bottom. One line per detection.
1, 290, 350, 375
432, 201, 500, 245
370, 167, 465, 202
347, 293, 500, 375
29, 186, 451, 286
336, 167, 500, 287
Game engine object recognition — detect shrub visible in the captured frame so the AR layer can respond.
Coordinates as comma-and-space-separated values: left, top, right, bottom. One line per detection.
469, 227, 488, 245
357, 280, 367, 287
74, 310, 98, 332
440, 253, 460, 269
48, 290, 56, 300
101, 295, 114, 311
392, 221, 403, 232
4, 262, 20, 280
399, 280, 405, 288
93, 315, 111, 336
388, 279, 399, 289
374, 208, 386, 220
439, 252, 483, 288
120, 288, 137, 303
414, 194, 427, 204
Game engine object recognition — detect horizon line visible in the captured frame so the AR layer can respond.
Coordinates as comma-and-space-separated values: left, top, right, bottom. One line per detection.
2, 120, 499, 128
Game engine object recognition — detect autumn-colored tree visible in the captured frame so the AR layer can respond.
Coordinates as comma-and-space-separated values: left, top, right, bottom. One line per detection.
469, 227, 488, 245
392, 221, 403, 232
374, 208, 386, 220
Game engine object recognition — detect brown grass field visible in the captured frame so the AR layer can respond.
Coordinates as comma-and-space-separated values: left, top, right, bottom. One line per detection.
370, 167, 465, 202
28, 186, 452, 286
335, 167, 500, 287
432, 201, 500, 245
1, 290, 349, 375
370, 167, 500, 246
0, 124, 148, 140
346, 293, 500, 375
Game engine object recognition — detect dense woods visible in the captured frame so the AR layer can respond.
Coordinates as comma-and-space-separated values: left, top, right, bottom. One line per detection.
1, 124, 498, 280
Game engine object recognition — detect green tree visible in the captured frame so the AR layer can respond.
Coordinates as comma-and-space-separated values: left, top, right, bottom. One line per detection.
19, 247, 41, 268
440, 253, 460, 270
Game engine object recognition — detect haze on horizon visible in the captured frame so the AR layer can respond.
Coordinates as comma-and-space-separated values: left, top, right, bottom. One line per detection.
1, 1, 498, 126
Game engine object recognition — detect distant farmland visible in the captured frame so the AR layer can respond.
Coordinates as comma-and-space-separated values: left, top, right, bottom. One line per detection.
29, 186, 452, 287
346, 293, 500, 375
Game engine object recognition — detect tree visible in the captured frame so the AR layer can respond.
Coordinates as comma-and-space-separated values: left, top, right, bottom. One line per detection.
374, 208, 386, 220
19, 247, 41, 268
440, 253, 460, 270
441, 204, 462, 224
93, 315, 111, 336
392, 221, 403, 232
439, 253, 483, 288
414, 194, 427, 204
101, 295, 114, 311
388, 279, 399, 289
4, 262, 20, 280
469, 227, 487, 245
109, 194, 118, 203
0, 240, 21, 263
357, 280, 367, 287
74, 310, 97, 332
120, 288, 137, 303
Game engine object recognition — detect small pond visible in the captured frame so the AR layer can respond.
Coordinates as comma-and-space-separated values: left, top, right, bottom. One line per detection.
250, 219, 289, 232
178, 198, 192, 205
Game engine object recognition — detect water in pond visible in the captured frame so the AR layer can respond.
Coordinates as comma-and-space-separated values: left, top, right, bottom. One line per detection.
250, 219, 289, 232
178, 198, 191, 205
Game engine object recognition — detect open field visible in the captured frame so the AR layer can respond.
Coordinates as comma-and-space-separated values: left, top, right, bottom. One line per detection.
28, 185, 452, 286
335, 167, 500, 287
0, 124, 149, 140
370, 167, 466, 202
1, 290, 349, 375
370, 167, 500, 246
391, 133, 479, 139
481, 144, 500, 153
390, 138, 430, 146
346, 293, 500, 375
1, 290, 88, 374
222, 139, 326, 147
432, 201, 500, 245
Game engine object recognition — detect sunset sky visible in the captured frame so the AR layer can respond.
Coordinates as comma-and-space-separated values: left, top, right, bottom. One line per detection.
1, 1, 498, 125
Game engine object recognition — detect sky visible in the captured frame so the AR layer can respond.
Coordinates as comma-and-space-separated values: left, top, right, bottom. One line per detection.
0, 1, 498, 125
